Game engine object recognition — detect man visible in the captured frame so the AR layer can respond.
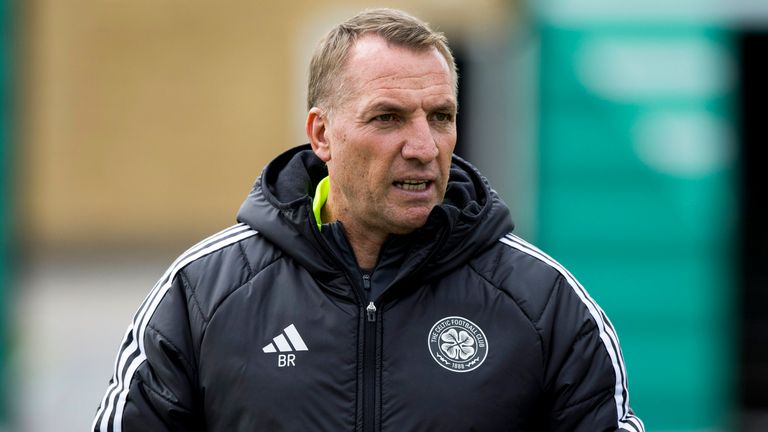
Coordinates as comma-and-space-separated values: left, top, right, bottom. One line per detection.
94, 8, 644, 432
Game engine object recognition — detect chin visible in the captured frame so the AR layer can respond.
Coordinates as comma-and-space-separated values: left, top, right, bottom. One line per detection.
389, 211, 432, 234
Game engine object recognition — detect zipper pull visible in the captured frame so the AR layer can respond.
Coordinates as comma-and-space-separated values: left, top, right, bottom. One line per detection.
362, 273, 371, 291
366, 301, 377, 322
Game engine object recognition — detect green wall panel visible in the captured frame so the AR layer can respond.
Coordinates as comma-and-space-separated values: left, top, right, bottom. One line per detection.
535, 18, 737, 432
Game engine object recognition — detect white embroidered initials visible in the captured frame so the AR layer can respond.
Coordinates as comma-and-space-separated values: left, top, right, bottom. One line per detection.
263, 324, 308, 367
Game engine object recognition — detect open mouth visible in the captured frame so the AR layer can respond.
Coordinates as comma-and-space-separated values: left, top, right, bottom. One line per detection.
394, 180, 431, 191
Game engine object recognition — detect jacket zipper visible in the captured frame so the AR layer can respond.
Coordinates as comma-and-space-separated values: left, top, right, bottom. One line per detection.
307, 214, 380, 431
364, 283, 377, 432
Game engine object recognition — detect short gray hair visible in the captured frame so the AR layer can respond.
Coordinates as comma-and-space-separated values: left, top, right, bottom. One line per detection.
307, 8, 457, 111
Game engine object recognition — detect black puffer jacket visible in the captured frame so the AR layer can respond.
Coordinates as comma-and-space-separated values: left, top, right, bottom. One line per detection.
93, 145, 644, 432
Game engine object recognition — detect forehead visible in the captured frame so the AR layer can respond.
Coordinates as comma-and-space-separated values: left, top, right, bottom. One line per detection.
341, 35, 455, 104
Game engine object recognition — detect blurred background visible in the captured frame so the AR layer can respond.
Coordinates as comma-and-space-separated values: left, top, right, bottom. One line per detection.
0, 0, 766, 430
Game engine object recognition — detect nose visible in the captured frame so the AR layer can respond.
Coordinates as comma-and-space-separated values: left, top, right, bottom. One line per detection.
401, 116, 439, 163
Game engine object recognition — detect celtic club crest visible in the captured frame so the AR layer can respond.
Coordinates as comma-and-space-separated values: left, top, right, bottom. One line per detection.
427, 316, 488, 373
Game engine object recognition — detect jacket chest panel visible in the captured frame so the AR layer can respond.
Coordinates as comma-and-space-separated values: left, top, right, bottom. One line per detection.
199, 275, 360, 430
198, 266, 543, 431
377, 281, 544, 430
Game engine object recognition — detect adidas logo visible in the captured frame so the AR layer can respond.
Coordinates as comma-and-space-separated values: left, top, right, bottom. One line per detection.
262, 324, 308, 367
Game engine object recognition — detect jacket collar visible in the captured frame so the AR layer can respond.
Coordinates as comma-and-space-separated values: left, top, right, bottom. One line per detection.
237, 144, 515, 300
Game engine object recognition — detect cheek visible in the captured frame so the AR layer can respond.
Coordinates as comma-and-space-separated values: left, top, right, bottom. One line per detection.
439, 147, 453, 170
347, 145, 377, 173
438, 130, 457, 153
439, 137, 456, 170
334, 147, 375, 190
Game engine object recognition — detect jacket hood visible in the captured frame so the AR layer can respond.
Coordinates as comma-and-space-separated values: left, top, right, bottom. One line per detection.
237, 144, 514, 289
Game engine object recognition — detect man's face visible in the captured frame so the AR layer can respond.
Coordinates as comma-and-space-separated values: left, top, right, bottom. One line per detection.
316, 35, 457, 238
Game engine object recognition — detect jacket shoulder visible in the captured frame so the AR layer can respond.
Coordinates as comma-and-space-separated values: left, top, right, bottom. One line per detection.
470, 233, 566, 322
482, 234, 644, 432
173, 223, 281, 320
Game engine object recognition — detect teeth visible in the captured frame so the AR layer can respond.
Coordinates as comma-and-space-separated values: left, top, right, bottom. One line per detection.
396, 180, 428, 191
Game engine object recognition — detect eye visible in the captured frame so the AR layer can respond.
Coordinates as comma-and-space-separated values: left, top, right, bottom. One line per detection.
430, 112, 454, 122
373, 113, 397, 122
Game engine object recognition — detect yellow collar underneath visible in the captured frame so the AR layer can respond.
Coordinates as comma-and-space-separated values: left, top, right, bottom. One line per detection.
312, 176, 330, 230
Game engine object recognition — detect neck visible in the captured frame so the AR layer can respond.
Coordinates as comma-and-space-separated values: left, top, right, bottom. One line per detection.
321, 200, 386, 269
344, 224, 386, 269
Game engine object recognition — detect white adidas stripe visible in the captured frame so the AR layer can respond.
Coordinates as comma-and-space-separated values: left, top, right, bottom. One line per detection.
262, 324, 309, 353
93, 223, 258, 432
94, 223, 253, 430
284, 324, 308, 351
625, 416, 645, 432
499, 233, 644, 432
273, 334, 292, 352
99, 224, 259, 432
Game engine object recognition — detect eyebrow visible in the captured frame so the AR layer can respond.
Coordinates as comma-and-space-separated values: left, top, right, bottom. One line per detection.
431, 101, 458, 113
362, 101, 409, 116
362, 99, 457, 116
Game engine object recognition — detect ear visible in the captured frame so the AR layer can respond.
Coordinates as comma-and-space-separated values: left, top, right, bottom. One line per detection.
306, 107, 331, 162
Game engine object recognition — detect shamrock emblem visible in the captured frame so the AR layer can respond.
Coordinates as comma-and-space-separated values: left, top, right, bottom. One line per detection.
440, 328, 476, 360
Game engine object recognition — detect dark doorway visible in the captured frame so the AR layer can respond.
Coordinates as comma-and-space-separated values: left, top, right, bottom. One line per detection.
453, 48, 470, 160
738, 30, 768, 429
